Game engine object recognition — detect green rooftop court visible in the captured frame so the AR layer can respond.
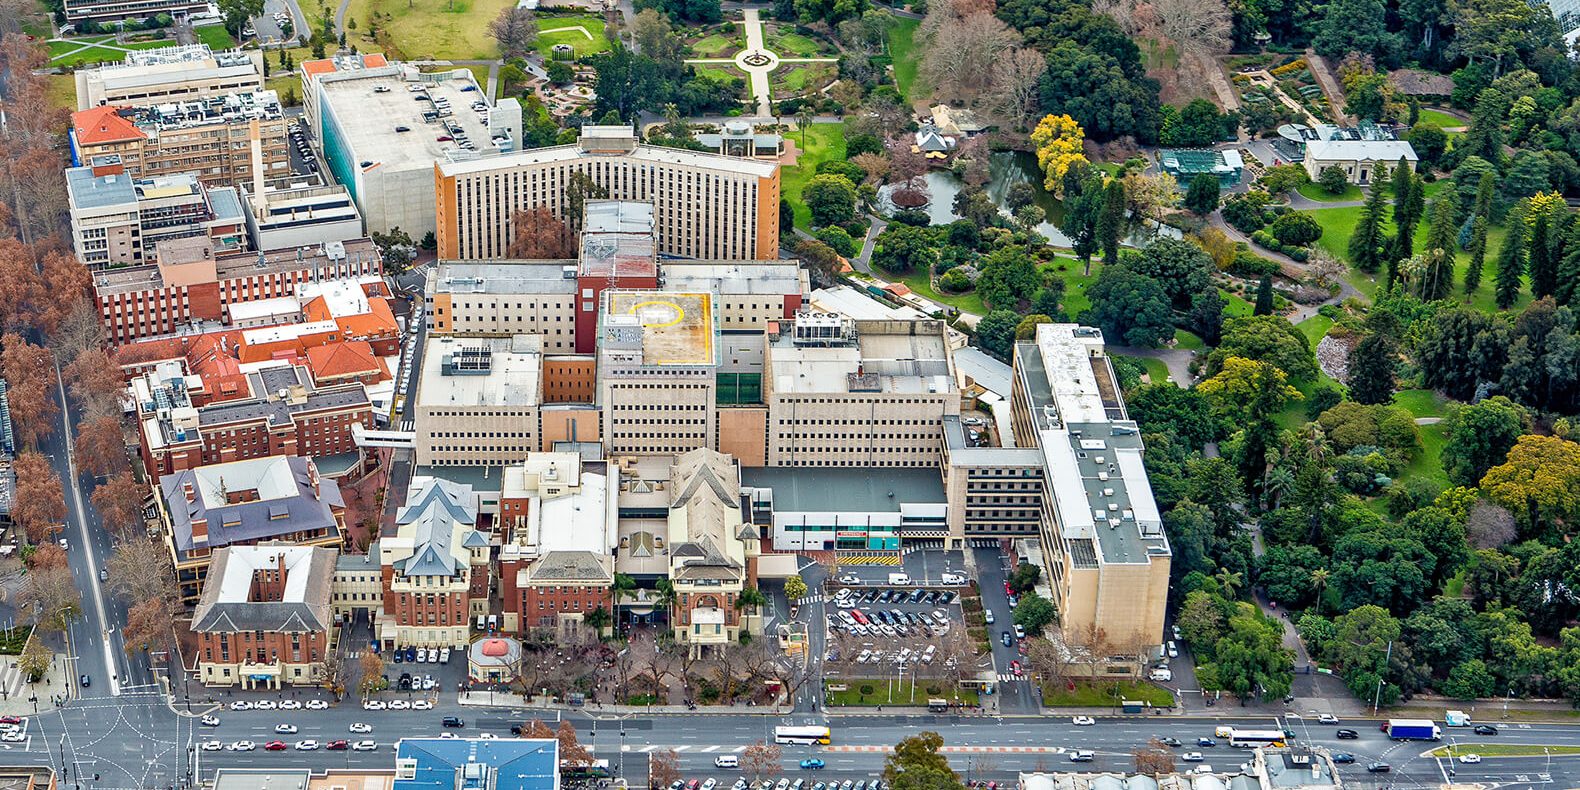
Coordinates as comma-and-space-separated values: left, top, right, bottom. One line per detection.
1158, 148, 1244, 187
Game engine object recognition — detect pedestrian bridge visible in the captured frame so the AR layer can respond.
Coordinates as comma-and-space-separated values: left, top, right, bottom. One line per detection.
352, 422, 415, 449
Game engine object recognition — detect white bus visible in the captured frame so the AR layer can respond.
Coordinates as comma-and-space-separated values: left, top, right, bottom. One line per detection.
774, 726, 832, 745
1228, 729, 1287, 748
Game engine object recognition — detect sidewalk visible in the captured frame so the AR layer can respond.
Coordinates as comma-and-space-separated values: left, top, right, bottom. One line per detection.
457, 692, 794, 715
0, 636, 75, 718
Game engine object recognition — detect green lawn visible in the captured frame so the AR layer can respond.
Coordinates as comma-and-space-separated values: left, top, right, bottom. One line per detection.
1041, 680, 1175, 708
1405, 420, 1450, 488
195, 25, 236, 50
1296, 182, 1363, 202
1393, 388, 1448, 418
347, 0, 521, 59
774, 64, 811, 93
465, 65, 493, 98
1417, 108, 1464, 129
886, 16, 920, 100
768, 30, 825, 57
1221, 288, 1255, 318
825, 679, 979, 707
690, 32, 738, 57
48, 35, 181, 66
45, 73, 77, 111
1174, 329, 1205, 350
1041, 258, 1100, 317
1294, 314, 1332, 347
1123, 355, 1172, 384
783, 123, 848, 230
693, 64, 742, 84
537, 16, 609, 58
890, 268, 989, 316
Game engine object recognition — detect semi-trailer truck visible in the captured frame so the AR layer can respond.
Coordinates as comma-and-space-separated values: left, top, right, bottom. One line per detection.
1381, 719, 1442, 740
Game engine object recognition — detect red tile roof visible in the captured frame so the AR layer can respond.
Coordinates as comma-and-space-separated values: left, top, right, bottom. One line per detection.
72, 106, 146, 146
305, 341, 386, 384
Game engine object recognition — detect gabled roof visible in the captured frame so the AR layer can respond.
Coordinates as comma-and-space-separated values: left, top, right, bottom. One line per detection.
668, 448, 745, 579
306, 340, 386, 383
192, 545, 337, 633
73, 106, 146, 146
394, 478, 483, 578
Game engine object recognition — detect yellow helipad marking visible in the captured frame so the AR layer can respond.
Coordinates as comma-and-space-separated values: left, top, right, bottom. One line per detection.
629, 299, 685, 328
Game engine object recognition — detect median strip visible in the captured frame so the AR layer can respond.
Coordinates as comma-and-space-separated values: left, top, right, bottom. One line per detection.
1428, 744, 1580, 758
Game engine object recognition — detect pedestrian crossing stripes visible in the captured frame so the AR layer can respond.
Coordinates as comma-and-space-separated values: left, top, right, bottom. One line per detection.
997, 673, 1026, 682
401, 420, 414, 432
839, 555, 901, 566
795, 595, 825, 604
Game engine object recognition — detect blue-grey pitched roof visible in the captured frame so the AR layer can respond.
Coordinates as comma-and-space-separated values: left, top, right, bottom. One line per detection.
395, 479, 481, 577
66, 166, 137, 210
161, 456, 344, 553
394, 738, 558, 790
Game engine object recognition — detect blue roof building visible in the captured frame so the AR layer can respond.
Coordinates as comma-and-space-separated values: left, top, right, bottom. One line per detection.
395, 738, 559, 790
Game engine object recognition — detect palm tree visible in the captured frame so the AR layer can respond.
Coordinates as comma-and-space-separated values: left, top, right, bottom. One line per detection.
735, 587, 767, 612
1308, 568, 1330, 611
1215, 569, 1244, 600
585, 605, 612, 634
797, 107, 814, 148
1263, 466, 1295, 512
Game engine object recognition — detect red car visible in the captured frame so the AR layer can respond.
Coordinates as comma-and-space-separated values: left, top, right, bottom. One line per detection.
328, 740, 350, 750
265, 741, 288, 751
850, 610, 869, 626
0, 717, 21, 725
1011, 660, 1024, 677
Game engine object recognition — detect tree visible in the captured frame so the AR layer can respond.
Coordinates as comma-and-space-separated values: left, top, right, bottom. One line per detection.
1347, 332, 1398, 404
1319, 165, 1350, 195
1529, 208, 1559, 300
1029, 114, 1088, 194
106, 538, 177, 606
742, 740, 784, 781
1269, 212, 1323, 246
1480, 435, 1580, 533
359, 651, 385, 696
976, 247, 1040, 309
1349, 164, 1391, 273
1253, 275, 1274, 316
556, 720, 595, 766
17, 562, 80, 631
1059, 170, 1104, 267
630, 8, 681, 60
1408, 125, 1449, 171
92, 471, 146, 538
74, 415, 127, 479
1183, 173, 1219, 215
1190, 288, 1226, 345
63, 348, 123, 418
871, 223, 937, 274
1, 334, 56, 449
1416, 195, 1458, 300
1036, 41, 1162, 143
1078, 266, 1174, 348
1465, 216, 1490, 294
122, 597, 170, 655
1201, 604, 1293, 701
1442, 396, 1530, 486
17, 637, 50, 682
1452, 0, 1550, 77
975, 310, 1020, 360
11, 452, 64, 545
884, 732, 961, 790
1496, 206, 1527, 309
218, 0, 264, 36
1387, 160, 1422, 278
1133, 738, 1176, 776
1161, 99, 1231, 146
1206, 315, 1318, 382
784, 575, 808, 601
507, 206, 575, 259
488, 6, 538, 59
1013, 593, 1058, 635
1097, 179, 1127, 266
987, 48, 1047, 130
650, 749, 683, 789
918, 4, 1021, 101
1313, 0, 1399, 64
795, 238, 844, 289
1198, 357, 1300, 424
803, 174, 858, 227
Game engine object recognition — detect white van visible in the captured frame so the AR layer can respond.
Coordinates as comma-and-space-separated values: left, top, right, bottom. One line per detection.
1149, 668, 1173, 682
940, 573, 967, 585
1070, 751, 1094, 762
715, 756, 739, 768
888, 573, 911, 585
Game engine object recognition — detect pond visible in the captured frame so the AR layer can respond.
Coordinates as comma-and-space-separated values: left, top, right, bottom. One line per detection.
880, 150, 1175, 247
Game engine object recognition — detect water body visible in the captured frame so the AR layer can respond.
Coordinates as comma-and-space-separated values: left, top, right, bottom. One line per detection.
881, 150, 1176, 246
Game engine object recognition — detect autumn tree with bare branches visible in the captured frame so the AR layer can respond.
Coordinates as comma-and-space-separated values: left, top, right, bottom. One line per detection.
488, 6, 539, 60
92, 471, 146, 538
122, 598, 171, 654
987, 48, 1047, 130
917, 0, 1021, 101
741, 740, 783, 781
64, 347, 124, 417
11, 451, 64, 544
74, 414, 128, 479
359, 651, 386, 696
106, 538, 177, 606
506, 206, 576, 259
851, 152, 892, 185
1133, 738, 1176, 776
17, 562, 81, 630
649, 749, 682, 789
556, 720, 595, 766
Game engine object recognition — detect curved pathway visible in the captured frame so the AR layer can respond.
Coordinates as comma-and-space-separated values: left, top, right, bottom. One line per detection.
1207, 208, 1362, 322
684, 7, 839, 117
1110, 345, 1196, 388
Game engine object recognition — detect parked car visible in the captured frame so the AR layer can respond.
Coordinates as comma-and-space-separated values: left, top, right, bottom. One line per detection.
305, 700, 329, 710
279, 700, 302, 710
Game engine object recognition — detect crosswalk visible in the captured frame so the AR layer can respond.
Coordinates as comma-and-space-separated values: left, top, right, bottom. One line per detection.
0, 661, 29, 701
400, 420, 414, 432
796, 594, 825, 604
996, 673, 1027, 682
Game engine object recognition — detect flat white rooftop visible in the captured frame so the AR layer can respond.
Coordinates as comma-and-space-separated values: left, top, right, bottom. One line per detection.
417, 334, 543, 408
320, 70, 493, 173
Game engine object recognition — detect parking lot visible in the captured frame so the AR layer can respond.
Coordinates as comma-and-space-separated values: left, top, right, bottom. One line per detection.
670, 775, 888, 790
820, 583, 987, 693
286, 118, 320, 177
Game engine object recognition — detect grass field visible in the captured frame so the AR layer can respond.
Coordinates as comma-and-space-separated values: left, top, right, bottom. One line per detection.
1431, 743, 1580, 758
690, 32, 739, 57
892, 267, 988, 316
1174, 329, 1205, 350
693, 64, 741, 84
537, 15, 608, 58
1405, 420, 1450, 487
1221, 288, 1255, 318
1417, 108, 1464, 129
196, 25, 236, 50
1041, 680, 1175, 708
886, 16, 919, 100
825, 679, 980, 707
773, 64, 811, 93
767, 29, 825, 57
1295, 314, 1332, 347
1296, 182, 1363, 202
48, 34, 180, 66
348, 0, 519, 59
1044, 259, 1101, 318
783, 123, 847, 229
1393, 388, 1448, 418
1122, 355, 1172, 384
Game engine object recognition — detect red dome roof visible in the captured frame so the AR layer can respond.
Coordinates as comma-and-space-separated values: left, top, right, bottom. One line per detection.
481, 638, 510, 657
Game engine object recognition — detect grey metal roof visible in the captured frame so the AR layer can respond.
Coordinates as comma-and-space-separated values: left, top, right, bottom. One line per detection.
395, 479, 481, 577
191, 546, 336, 633
942, 415, 1043, 466
523, 549, 610, 582
161, 456, 344, 553
208, 186, 245, 223
65, 166, 137, 210
740, 466, 946, 512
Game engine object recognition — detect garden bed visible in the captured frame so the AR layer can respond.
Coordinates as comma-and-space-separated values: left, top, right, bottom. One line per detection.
825, 679, 981, 706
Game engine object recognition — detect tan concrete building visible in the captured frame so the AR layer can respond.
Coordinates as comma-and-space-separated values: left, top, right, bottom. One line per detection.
70, 92, 288, 190
413, 334, 544, 467
598, 291, 719, 456
76, 45, 264, 111
1010, 324, 1171, 654
435, 126, 780, 261
764, 313, 959, 468
940, 417, 1047, 547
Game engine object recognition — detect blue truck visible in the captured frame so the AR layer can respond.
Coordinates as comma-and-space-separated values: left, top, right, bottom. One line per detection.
1382, 719, 1442, 740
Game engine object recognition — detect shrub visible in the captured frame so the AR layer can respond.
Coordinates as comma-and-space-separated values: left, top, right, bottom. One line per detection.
1269, 212, 1323, 246
1229, 250, 1281, 277
1318, 165, 1349, 194
938, 269, 973, 292
859, 684, 876, 695
1223, 190, 1275, 233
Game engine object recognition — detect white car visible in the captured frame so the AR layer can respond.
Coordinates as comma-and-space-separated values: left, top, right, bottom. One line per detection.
228, 741, 257, 752
440, 648, 452, 664
1318, 714, 1339, 724
352, 740, 378, 751
294, 740, 319, 751
838, 575, 861, 584
229, 701, 253, 711
200, 740, 223, 751
279, 700, 302, 710
305, 700, 329, 710
439, 733, 459, 739
412, 700, 433, 710
1459, 754, 1482, 764
274, 724, 298, 734
1, 732, 25, 743
422, 677, 437, 691
415, 650, 427, 664
200, 714, 221, 726
255, 700, 278, 710
1072, 716, 1096, 726
1182, 753, 1204, 762
388, 700, 411, 710
363, 700, 387, 710
350, 723, 373, 734
478, 733, 498, 740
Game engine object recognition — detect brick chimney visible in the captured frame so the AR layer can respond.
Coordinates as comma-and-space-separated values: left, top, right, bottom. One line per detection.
182, 480, 197, 503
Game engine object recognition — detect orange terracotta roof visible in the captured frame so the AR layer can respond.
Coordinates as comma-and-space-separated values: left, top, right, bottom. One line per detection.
299, 59, 338, 78
883, 283, 912, 296
306, 340, 386, 383
362, 53, 388, 67
73, 106, 146, 146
